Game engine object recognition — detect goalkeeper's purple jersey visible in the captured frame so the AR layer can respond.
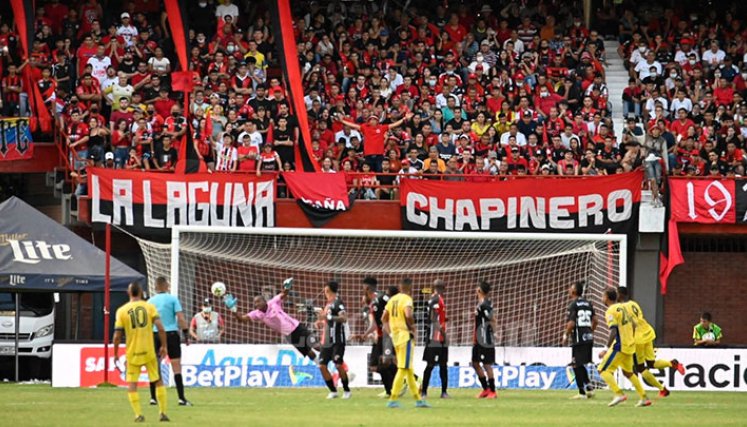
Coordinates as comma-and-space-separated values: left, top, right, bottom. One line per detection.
248, 294, 299, 336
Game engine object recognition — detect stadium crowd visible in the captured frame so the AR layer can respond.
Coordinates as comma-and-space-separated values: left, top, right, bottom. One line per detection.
0, 0, 746, 200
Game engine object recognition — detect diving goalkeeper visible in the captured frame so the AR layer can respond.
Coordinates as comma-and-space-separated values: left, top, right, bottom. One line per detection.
224, 278, 319, 360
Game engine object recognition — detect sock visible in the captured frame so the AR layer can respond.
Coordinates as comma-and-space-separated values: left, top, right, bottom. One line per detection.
156, 385, 168, 415
341, 374, 350, 392
579, 367, 592, 392
628, 374, 647, 399
388, 365, 397, 391
439, 364, 448, 394
406, 370, 422, 401
573, 366, 587, 394
324, 379, 337, 393
390, 369, 405, 401
149, 382, 157, 401
127, 392, 142, 417
378, 367, 392, 395
421, 365, 434, 394
478, 375, 488, 390
488, 377, 496, 392
600, 370, 622, 395
653, 359, 672, 369
641, 369, 664, 391
174, 374, 186, 401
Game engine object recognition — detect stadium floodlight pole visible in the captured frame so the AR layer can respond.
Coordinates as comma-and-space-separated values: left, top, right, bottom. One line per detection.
169, 226, 628, 288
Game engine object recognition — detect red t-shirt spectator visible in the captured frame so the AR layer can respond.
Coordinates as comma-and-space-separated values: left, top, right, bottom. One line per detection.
360, 122, 389, 157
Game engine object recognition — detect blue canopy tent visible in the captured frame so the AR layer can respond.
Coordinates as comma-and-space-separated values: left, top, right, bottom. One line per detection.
0, 197, 144, 381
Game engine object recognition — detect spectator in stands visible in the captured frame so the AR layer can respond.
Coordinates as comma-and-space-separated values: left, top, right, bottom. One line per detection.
693, 312, 723, 347
190, 299, 224, 344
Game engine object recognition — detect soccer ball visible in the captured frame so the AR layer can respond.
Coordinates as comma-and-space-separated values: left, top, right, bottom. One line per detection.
211, 281, 227, 298
702, 332, 716, 341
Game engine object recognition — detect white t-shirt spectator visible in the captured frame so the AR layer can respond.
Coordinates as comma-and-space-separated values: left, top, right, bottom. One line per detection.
215, 1, 240, 21
87, 56, 111, 86
116, 24, 138, 47
702, 49, 726, 65
634, 60, 662, 80
500, 131, 527, 147
675, 49, 699, 65
148, 57, 170, 74
237, 131, 263, 150
644, 96, 669, 118
670, 97, 694, 113
388, 72, 404, 91
334, 129, 362, 148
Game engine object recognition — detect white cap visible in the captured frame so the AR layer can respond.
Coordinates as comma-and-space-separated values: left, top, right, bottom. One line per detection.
121, 12, 130, 19
105, 152, 114, 160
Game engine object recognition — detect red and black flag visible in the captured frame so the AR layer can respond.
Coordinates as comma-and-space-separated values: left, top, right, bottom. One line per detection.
282, 172, 354, 227
10, 0, 53, 133
269, 0, 319, 172
164, 0, 205, 174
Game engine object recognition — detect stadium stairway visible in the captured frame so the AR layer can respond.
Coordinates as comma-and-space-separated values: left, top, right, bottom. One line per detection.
604, 40, 627, 135
604, 40, 665, 232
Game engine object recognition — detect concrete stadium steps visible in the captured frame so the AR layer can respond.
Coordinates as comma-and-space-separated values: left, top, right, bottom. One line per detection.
604, 40, 628, 135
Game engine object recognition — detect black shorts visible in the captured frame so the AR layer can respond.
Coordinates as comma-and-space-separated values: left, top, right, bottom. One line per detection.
369, 335, 395, 367
319, 343, 345, 365
572, 342, 593, 366
286, 324, 317, 358
154, 331, 181, 359
471, 345, 495, 365
423, 342, 449, 365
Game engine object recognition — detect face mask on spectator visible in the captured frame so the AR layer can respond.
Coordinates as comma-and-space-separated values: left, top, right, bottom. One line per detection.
670, 72, 677, 78
540, 91, 549, 98
428, 78, 437, 86
203, 306, 212, 314
638, 46, 646, 52
227, 43, 236, 53
689, 59, 696, 65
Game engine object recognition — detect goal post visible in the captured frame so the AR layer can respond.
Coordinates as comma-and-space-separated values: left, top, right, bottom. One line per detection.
137, 226, 626, 350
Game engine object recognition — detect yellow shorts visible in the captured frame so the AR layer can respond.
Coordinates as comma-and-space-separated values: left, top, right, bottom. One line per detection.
394, 339, 415, 370
635, 341, 655, 365
126, 358, 160, 383
598, 349, 634, 374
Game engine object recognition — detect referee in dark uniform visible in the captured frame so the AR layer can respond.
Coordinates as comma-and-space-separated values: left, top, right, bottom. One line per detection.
148, 276, 192, 406
563, 280, 598, 399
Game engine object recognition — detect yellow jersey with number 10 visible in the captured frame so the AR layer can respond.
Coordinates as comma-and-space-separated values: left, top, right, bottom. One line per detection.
605, 303, 635, 355
114, 300, 160, 365
385, 293, 413, 347
624, 300, 656, 344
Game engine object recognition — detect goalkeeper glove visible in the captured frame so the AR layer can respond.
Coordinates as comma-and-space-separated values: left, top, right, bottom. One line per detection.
223, 294, 238, 313
283, 277, 294, 290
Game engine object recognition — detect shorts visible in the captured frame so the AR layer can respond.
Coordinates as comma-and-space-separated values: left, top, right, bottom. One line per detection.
423, 342, 449, 365
319, 343, 345, 365
126, 357, 160, 383
635, 341, 656, 365
571, 342, 593, 366
287, 324, 317, 358
598, 349, 634, 374
394, 339, 415, 370
369, 335, 395, 366
471, 345, 495, 365
153, 331, 182, 359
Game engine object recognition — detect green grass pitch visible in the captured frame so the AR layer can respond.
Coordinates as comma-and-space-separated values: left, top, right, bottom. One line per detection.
1, 385, 745, 426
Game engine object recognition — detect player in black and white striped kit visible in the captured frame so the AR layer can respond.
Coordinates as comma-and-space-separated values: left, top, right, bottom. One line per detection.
563, 280, 598, 399
471, 281, 497, 399
317, 280, 351, 399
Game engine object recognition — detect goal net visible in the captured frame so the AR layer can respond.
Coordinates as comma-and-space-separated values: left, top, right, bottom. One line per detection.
136, 227, 625, 353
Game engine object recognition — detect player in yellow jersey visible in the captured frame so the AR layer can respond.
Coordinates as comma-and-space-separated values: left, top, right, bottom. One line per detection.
382, 278, 430, 409
113, 282, 170, 422
617, 287, 685, 397
597, 287, 651, 407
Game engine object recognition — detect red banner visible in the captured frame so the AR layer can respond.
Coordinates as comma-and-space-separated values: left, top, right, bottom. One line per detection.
400, 172, 643, 233
89, 168, 275, 230
282, 172, 352, 227
669, 178, 738, 224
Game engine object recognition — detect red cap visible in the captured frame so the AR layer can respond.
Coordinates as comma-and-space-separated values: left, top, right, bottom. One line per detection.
468, 73, 478, 80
